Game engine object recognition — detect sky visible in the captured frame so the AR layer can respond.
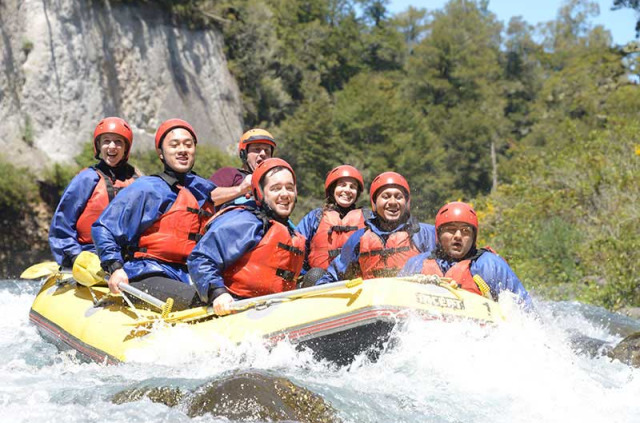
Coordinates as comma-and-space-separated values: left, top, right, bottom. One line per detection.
387, 0, 638, 46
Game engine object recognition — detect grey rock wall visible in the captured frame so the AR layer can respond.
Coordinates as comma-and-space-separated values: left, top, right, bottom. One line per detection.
0, 0, 243, 170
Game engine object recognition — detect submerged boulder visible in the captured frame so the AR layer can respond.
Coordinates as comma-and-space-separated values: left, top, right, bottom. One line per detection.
112, 371, 340, 422
608, 332, 640, 368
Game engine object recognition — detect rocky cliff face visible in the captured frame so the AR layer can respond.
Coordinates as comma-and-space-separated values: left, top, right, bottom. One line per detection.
0, 0, 244, 170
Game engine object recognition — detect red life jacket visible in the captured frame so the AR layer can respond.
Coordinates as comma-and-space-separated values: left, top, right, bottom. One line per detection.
221, 211, 306, 298
308, 208, 366, 269
420, 254, 487, 295
358, 228, 421, 279
134, 175, 214, 264
76, 168, 137, 244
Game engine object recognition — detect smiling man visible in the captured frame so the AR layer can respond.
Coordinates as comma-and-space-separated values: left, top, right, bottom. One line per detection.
49, 117, 139, 267
400, 202, 532, 307
315, 171, 437, 285
188, 158, 305, 316
91, 119, 216, 310
209, 128, 277, 209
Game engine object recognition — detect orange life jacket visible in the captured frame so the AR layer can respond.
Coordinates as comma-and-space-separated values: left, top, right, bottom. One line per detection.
76, 168, 137, 244
358, 228, 421, 279
134, 175, 214, 264
222, 214, 306, 298
420, 258, 482, 295
308, 208, 366, 269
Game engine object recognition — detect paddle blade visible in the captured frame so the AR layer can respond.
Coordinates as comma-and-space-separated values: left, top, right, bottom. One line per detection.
72, 251, 106, 287
20, 262, 59, 279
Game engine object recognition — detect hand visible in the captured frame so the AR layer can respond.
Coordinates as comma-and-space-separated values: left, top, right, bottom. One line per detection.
213, 293, 234, 316
239, 174, 252, 195
108, 268, 129, 294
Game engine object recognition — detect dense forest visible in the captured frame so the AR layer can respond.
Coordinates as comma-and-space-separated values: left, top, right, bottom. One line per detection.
2, 0, 638, 310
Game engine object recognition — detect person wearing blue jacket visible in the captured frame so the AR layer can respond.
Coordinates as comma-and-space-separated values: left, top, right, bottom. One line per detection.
49, 117, 139, 267
188, 158, 305, 316
315, 172, 437, 285
92, 119, 215, 310
399, 201, 532, 308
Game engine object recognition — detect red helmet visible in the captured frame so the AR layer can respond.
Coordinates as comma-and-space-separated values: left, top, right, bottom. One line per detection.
93, 117, 133, 160
435, 201, 478, 236
251, 158, 296, 205
154, 119, 197, 150
324, 165, 364, 197
238, 128, 276, 160
369, 171, 410, 210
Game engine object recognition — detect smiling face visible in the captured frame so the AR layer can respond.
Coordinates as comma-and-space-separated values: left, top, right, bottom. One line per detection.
439, 223, 475, 260
98, 134, 127, 167
158, 128, 196, 173
374, 186, 408, 224
245, 142, 273, 171
333, 177, 359, 208
262, 168, 296, 219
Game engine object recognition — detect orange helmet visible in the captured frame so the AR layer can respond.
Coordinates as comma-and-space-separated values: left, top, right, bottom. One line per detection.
93, 117, 133, 160
369, 172, 410, 210
324, 165, 364, 197
251, 158, 296, 205
154, 119, 197, 150
435, 201, 478, 240
238, 129, 276, 162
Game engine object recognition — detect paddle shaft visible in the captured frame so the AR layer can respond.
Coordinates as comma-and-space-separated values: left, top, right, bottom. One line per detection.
118, 283, 166, 310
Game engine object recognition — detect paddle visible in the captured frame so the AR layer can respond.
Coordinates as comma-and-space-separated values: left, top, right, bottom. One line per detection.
20, 261, 61, 280
72, 251, 173, 318
137, 277, 365, 325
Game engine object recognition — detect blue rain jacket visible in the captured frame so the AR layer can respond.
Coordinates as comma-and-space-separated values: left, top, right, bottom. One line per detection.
315, 217, 437, 285
188, 207, 298, 303
92, 172, 215, 283
400, 251, 533, 308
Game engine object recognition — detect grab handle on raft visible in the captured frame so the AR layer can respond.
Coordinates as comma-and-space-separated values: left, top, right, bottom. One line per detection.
72, 251, 174, 318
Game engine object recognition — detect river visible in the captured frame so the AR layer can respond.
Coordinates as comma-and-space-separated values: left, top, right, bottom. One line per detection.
2, 278, 640, 423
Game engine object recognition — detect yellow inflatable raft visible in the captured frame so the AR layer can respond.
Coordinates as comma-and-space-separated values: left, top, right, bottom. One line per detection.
29, 270, 504, 365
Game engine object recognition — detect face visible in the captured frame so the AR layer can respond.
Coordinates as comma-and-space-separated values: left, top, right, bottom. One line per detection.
439, 223, 475, 260
333, 177, 359, 208
158, 128, 196, 173
262, 168, 296, 219
98, 134, 126, 167
246, 142, 273, 170
374, 186, 408, 223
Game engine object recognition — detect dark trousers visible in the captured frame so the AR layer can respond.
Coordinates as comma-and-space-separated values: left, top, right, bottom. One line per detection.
130, 276, 204, 311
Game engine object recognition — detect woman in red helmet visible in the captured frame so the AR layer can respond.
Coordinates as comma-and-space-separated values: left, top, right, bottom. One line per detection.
296, 165, 369, 279
49, 117, 140, 268
92, 119, 216, 310
399, 201, 532, 308
189, 158, 305, 315
315, 171, 437, 285
209, 128, 276, 209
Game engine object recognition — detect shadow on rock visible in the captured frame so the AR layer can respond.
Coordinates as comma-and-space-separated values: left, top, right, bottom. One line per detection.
113, 371, 341, 422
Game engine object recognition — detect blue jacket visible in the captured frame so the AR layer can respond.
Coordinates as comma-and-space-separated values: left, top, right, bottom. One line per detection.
49, 168, 101, 266
399, 250, 533, 308
92, 172, 215, 283
316, 217, 437, 285
49, 162, 136, 266
188, 207, 298, 303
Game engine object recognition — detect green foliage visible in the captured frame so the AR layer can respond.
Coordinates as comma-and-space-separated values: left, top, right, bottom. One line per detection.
0, 157, 38, 212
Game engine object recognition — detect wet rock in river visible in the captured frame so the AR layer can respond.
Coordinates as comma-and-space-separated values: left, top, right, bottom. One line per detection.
112, 371, 340, 422
608, 332, 640, 368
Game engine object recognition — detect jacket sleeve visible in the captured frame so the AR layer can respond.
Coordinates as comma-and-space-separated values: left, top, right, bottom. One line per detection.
398, 253, 429, 277
187, 210, 264, 302
295, 208, 321, 272
414, 223, 438, 255
48, 169, 99, 266
472, 252, 533, 310
91, 178, 171, 267
315, 228, 364, 285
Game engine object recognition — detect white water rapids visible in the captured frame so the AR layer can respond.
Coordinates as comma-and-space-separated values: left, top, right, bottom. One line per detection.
1, 279, 640, 423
